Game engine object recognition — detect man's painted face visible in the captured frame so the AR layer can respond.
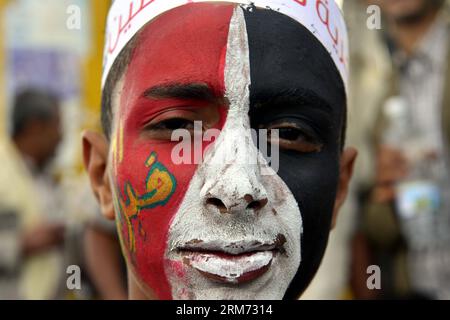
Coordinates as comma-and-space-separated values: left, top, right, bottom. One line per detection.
110, 3, 345, 300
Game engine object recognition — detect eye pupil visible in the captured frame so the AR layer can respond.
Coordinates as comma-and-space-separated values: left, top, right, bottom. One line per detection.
160, 118, 194, 130
262, 122, 322, 154
278, 128, 300, 141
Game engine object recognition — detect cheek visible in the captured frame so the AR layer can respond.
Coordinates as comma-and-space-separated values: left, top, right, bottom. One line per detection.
276, 153, 339, 294
111, 108, 227, 299
282, 155, 339, 230
112, 127, 197, 299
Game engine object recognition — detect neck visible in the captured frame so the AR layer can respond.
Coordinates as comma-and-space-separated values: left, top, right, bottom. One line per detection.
388, 9, 439, 55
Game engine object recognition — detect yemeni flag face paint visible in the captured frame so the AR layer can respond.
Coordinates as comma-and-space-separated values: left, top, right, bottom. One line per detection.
109, 3, 346, 300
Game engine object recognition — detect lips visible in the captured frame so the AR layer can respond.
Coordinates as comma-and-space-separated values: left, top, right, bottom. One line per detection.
183, 250, 274, 284
175, 237, 286, 284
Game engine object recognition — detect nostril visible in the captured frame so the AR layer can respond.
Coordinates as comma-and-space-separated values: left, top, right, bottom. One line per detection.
206, 198, 228, 214
246, 198, 268, 211
247, 201, 261, 210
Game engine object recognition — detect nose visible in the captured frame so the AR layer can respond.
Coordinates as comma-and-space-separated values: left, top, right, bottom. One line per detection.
200, 105, 270, 216
205, 192, 269, 215
201, 157, 269, 215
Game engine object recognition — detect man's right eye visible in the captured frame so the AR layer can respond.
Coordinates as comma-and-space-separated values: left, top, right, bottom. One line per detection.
142, 117, 197, 141
146, 118, 195, 131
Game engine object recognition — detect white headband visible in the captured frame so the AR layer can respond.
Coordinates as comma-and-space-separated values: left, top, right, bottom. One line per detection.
102, 0, 349, 90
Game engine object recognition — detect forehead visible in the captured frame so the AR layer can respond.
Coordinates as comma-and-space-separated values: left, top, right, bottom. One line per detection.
244, 8, 345, 110
122, 3, 345, 111
124, 4, 234, 98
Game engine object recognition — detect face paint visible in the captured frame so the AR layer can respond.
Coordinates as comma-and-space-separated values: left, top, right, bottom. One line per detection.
112, 4, 234, 299
244, 8, 346, 298
109, 3, 345, 300
165, 7, 301, 300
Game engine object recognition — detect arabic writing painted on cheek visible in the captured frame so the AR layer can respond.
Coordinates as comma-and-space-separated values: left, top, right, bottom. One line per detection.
116, 151, 177, 254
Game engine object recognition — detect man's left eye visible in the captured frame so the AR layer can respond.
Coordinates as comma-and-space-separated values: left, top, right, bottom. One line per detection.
265, 123, 323, 153
277, 127, 304, 141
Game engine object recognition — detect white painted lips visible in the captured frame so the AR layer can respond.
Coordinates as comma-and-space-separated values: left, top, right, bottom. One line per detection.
185, 251, 274, 284
176, 238, 286, 284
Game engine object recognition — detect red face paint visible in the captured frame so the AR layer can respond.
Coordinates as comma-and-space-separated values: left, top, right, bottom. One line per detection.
112, 4, 234, 299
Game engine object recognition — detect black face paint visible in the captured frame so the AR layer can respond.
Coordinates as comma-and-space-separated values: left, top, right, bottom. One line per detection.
244, 8, 347, 299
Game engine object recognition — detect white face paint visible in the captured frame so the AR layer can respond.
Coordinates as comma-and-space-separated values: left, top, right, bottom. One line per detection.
165, 7, 302, 300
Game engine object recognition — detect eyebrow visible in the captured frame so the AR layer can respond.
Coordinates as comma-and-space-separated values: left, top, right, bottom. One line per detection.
252, 87, 334, 115
142, 82, 220, 103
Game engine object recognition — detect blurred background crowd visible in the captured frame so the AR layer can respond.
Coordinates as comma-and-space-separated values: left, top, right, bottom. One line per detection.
0, 0, 449, 300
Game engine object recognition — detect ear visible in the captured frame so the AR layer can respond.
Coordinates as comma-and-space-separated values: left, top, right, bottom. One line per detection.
82, 130, 115, 220
331, 147, 357, 229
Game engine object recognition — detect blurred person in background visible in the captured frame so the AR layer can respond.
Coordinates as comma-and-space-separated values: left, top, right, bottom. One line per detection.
351, 0, 450, 299
302, 0, 392, 299
0, 88, 66, 299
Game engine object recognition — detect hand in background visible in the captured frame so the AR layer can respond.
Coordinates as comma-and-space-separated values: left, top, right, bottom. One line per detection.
372, 145, 409, 204
21, 222, 65, 257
